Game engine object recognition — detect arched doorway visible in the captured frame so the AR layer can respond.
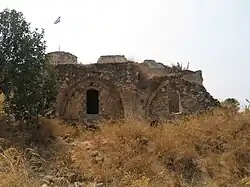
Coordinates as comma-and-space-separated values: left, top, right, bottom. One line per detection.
86, 89, 99, 114
145, 79, 182, 121
60, 77, 125, 120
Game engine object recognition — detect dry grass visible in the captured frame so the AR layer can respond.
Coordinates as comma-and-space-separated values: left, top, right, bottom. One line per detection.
1, 108, 250, 186
0, 148, 40, 187
70, 109, 250, 186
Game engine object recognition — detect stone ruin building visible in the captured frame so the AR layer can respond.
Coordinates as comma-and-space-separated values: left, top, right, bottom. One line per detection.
47, 51, 219, 123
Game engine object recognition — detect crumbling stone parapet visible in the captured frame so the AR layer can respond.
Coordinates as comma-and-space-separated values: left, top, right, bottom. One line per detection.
97, 55, 128, 64
47, 51, 78, 65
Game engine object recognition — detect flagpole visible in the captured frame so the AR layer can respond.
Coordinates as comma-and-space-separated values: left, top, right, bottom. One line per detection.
54, 16, 61, 51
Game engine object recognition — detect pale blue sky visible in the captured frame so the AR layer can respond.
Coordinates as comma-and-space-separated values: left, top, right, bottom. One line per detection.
1, 0, 250, 107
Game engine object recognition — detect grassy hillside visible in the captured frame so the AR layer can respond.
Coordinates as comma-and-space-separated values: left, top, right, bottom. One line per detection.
0, 108, 250, 186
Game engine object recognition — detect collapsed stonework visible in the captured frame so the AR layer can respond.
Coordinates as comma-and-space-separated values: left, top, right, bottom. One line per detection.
47, 51, 78, 65
48, 51, 219, 123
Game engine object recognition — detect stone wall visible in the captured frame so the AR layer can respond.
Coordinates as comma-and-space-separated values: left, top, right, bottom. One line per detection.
137, 60, 204, 85
97, 55, 128, 64
145, 75, 219, 122
55, 62, 138, 122
50, 51, 218, 123
47, 51, 78, 65
55, 61, 219, 123
182, 70, 203, 85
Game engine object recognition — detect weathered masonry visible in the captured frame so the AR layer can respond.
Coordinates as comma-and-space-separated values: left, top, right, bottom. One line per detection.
47, 51, 219, 122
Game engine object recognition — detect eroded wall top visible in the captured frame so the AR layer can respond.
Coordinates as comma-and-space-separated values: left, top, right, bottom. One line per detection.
97, 55, 128, 64
49, 51, 203, 85
47, 51, 78, 65
136, 60, 203, 85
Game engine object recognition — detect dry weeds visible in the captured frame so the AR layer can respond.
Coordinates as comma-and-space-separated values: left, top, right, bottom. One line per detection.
1, 108, 250, 186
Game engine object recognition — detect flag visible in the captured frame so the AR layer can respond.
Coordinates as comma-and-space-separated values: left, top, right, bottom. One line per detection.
54, 16, 61, 24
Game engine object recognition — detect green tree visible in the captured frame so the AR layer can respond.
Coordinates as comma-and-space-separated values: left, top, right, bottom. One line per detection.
0, 9, 57, 122
221, 98, 240, 112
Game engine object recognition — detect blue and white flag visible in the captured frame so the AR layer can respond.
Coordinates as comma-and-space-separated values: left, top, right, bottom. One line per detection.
54, 16, 61, 24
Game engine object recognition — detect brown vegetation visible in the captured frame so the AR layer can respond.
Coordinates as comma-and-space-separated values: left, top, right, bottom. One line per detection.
1, 109, 250, 186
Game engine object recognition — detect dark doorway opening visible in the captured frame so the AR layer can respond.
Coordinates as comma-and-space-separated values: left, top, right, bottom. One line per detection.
168, 91, 180, 114
86, 89, 99, 114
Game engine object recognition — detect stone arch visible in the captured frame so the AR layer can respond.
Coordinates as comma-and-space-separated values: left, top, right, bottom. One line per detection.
145, 79, 181, 120
59, 77, 124, 120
